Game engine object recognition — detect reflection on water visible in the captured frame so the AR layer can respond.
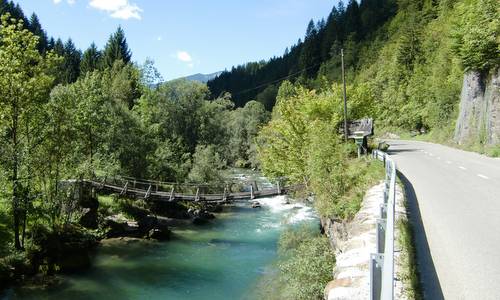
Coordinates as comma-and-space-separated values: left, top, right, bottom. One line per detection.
6, 196, 317, 300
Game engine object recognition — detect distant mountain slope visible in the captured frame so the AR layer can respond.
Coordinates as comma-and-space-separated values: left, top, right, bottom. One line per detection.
180, 72, 223, 83
206, 0, 397, 108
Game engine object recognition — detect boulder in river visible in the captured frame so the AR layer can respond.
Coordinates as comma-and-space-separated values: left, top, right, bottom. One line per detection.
104, 214, 141, 238
251, 201, 261, 208
148, 228, 171, 241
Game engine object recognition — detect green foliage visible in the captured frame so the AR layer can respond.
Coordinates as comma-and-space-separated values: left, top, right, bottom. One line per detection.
258, 81, 381, 219
207, 0, 397, 107
188, 145, 226, 184
0, 13, 59, 249
80, 42, 102, 74
102, 26, 132, 68
277, 226, 335, 300
451, 0, 500, 72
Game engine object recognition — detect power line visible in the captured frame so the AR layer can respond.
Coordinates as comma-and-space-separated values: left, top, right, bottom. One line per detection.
229, 62, 324, 97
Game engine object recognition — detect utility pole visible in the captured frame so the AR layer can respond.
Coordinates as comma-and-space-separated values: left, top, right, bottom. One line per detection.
341, 48, 348, 141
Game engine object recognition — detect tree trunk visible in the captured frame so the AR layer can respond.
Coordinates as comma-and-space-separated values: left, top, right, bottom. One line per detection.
12, 102, 21, 250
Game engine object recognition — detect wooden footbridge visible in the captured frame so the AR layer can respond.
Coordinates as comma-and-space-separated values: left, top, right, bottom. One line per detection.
85, 176, 299, 203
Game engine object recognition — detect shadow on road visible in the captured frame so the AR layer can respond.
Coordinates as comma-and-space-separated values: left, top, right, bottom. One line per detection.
397, 171, 445, 300
387, 148, 420, 154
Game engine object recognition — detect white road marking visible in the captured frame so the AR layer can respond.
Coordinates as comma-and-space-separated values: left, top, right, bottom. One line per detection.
446, 161, 452, 164
437, 157, 441, 160
477, 174, 489, 180
429, 153, 434, 156
459, 166, 467, 170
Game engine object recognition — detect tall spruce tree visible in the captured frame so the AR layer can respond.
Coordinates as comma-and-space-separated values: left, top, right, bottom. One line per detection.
62, 39, 81, 83
28, 13, 48, 53
81, 42, 102, 74
103, 26, 132, 68
298, 20, 320, 77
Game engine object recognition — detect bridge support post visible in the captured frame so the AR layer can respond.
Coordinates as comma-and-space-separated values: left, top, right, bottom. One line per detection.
277, 181, 281, 194
145, 184, 152, 199
250, 185, 255, 200
223, 186, 227, 202
169, 187, 175, 202
100, 176, 107, 189
195, 187, 200, 202
120, 181, 129, 196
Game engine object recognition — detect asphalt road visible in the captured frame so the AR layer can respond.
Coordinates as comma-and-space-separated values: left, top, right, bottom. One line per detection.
387, 140, 500, 300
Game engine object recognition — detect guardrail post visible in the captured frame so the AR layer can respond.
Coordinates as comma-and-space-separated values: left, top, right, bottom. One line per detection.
380, 203, 387, 219
376, 219, 387, 253
370, 253, 384, 300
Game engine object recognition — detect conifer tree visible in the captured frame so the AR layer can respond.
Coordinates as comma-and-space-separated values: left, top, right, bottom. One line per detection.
62, 39, 81, 83
81, 42, 102, 74
28, 13, 48, 53
103, 26, 132, 68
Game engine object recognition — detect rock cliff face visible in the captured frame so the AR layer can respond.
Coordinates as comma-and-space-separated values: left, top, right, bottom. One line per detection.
454, 69, 500, 145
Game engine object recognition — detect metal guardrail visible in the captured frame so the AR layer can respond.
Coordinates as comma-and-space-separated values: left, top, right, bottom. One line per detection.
371, 150, 396, 300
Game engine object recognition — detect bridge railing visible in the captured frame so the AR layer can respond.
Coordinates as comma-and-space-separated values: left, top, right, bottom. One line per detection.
371, 150, 396, 300
92, 174, 284, 196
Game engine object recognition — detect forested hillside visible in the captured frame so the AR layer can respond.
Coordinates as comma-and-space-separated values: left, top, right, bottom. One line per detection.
257, 0, 499, 217
208, 0, 397, 109
209, 0, 499, 142
0, 0, 269, 284
253, 1, 498, 296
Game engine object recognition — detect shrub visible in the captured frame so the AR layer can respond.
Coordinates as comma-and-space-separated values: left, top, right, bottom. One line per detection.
277, 227, 335, 300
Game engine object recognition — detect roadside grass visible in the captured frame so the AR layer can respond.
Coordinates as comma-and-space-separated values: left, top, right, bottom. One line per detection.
396, 176, 423, 300
397, 218, 422, 300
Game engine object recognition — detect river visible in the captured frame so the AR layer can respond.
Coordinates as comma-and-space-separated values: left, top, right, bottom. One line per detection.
4, 195, 317, 300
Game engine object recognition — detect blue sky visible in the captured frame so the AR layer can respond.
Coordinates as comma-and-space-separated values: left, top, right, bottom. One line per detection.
17, 0, 337, 80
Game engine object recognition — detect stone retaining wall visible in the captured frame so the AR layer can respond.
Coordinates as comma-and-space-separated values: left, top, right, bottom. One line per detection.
323, 182, 409, 300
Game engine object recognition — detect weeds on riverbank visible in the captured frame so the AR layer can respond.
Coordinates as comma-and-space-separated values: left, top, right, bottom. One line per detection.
315, 158, 385, 220
253, 225, 334, 300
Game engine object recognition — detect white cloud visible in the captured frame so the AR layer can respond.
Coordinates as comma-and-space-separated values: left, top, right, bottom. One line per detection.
157, 36, 162, 41
176, 51, 192, 62
187, 63, 194, 68
53, 0, 76, 5
89, 0, 143, 20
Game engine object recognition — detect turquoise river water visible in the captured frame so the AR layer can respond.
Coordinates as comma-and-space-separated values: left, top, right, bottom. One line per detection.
3, 195, 317, 300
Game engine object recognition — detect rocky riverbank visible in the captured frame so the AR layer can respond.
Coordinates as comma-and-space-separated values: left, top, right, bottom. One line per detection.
0, 188, 225, 293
